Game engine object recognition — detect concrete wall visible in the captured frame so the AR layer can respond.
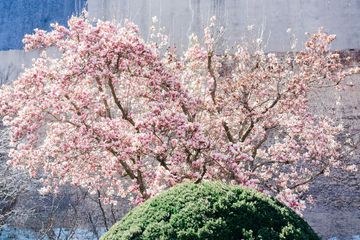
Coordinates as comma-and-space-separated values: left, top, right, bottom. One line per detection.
306, 74, 360, 239
0, 0, 86, 83
1, 0, 360, 82
0, 0, 86, 50
88, 0, 360, 52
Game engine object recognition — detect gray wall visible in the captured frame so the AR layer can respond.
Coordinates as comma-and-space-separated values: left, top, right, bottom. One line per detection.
88, 0, 360, 52
2, 0, 360, 83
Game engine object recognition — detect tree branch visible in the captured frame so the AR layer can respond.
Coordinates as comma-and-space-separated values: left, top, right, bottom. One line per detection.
289, 168, 326, 190
240, 118, 254, 142
222, 121, 235, 143
95, 77, 112, 118
107, 78, 136, 127
207, 52, 217, 105
97, 190, 109, 230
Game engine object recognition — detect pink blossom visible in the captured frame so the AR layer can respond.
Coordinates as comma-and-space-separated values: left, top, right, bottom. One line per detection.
0, 15, 355, 212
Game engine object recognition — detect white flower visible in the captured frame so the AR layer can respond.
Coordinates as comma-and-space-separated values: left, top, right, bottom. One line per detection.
152, 16, 158, 24
247, 25, 254, 31
38, 186, 51, 195
346, 164, 357, 172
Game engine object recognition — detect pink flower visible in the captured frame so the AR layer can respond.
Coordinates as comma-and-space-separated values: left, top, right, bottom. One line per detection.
0, 16, 352, 212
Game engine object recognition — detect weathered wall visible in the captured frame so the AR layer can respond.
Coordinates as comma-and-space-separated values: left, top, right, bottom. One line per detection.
88, 0, 360, 52
0, 0, 86, 51
2, 0, 360, 83
0, 0, 86, 83
306, 73, 360, 239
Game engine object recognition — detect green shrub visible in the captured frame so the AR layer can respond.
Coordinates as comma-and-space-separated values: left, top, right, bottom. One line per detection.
101, 182, 319, 240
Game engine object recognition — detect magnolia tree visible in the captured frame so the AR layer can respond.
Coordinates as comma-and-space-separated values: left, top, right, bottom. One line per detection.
0, 15, 357, 213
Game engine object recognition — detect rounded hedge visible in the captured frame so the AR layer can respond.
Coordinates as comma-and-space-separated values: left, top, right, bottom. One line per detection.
101, 182, 319, 240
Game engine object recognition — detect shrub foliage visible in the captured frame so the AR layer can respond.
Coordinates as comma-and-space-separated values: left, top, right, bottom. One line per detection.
101, 182, 319, 240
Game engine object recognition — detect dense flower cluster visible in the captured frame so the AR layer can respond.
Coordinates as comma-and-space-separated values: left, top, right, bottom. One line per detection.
0, 15, 356, 213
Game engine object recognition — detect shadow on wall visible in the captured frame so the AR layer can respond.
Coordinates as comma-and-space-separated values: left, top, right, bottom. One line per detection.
0, 0, 87, 51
